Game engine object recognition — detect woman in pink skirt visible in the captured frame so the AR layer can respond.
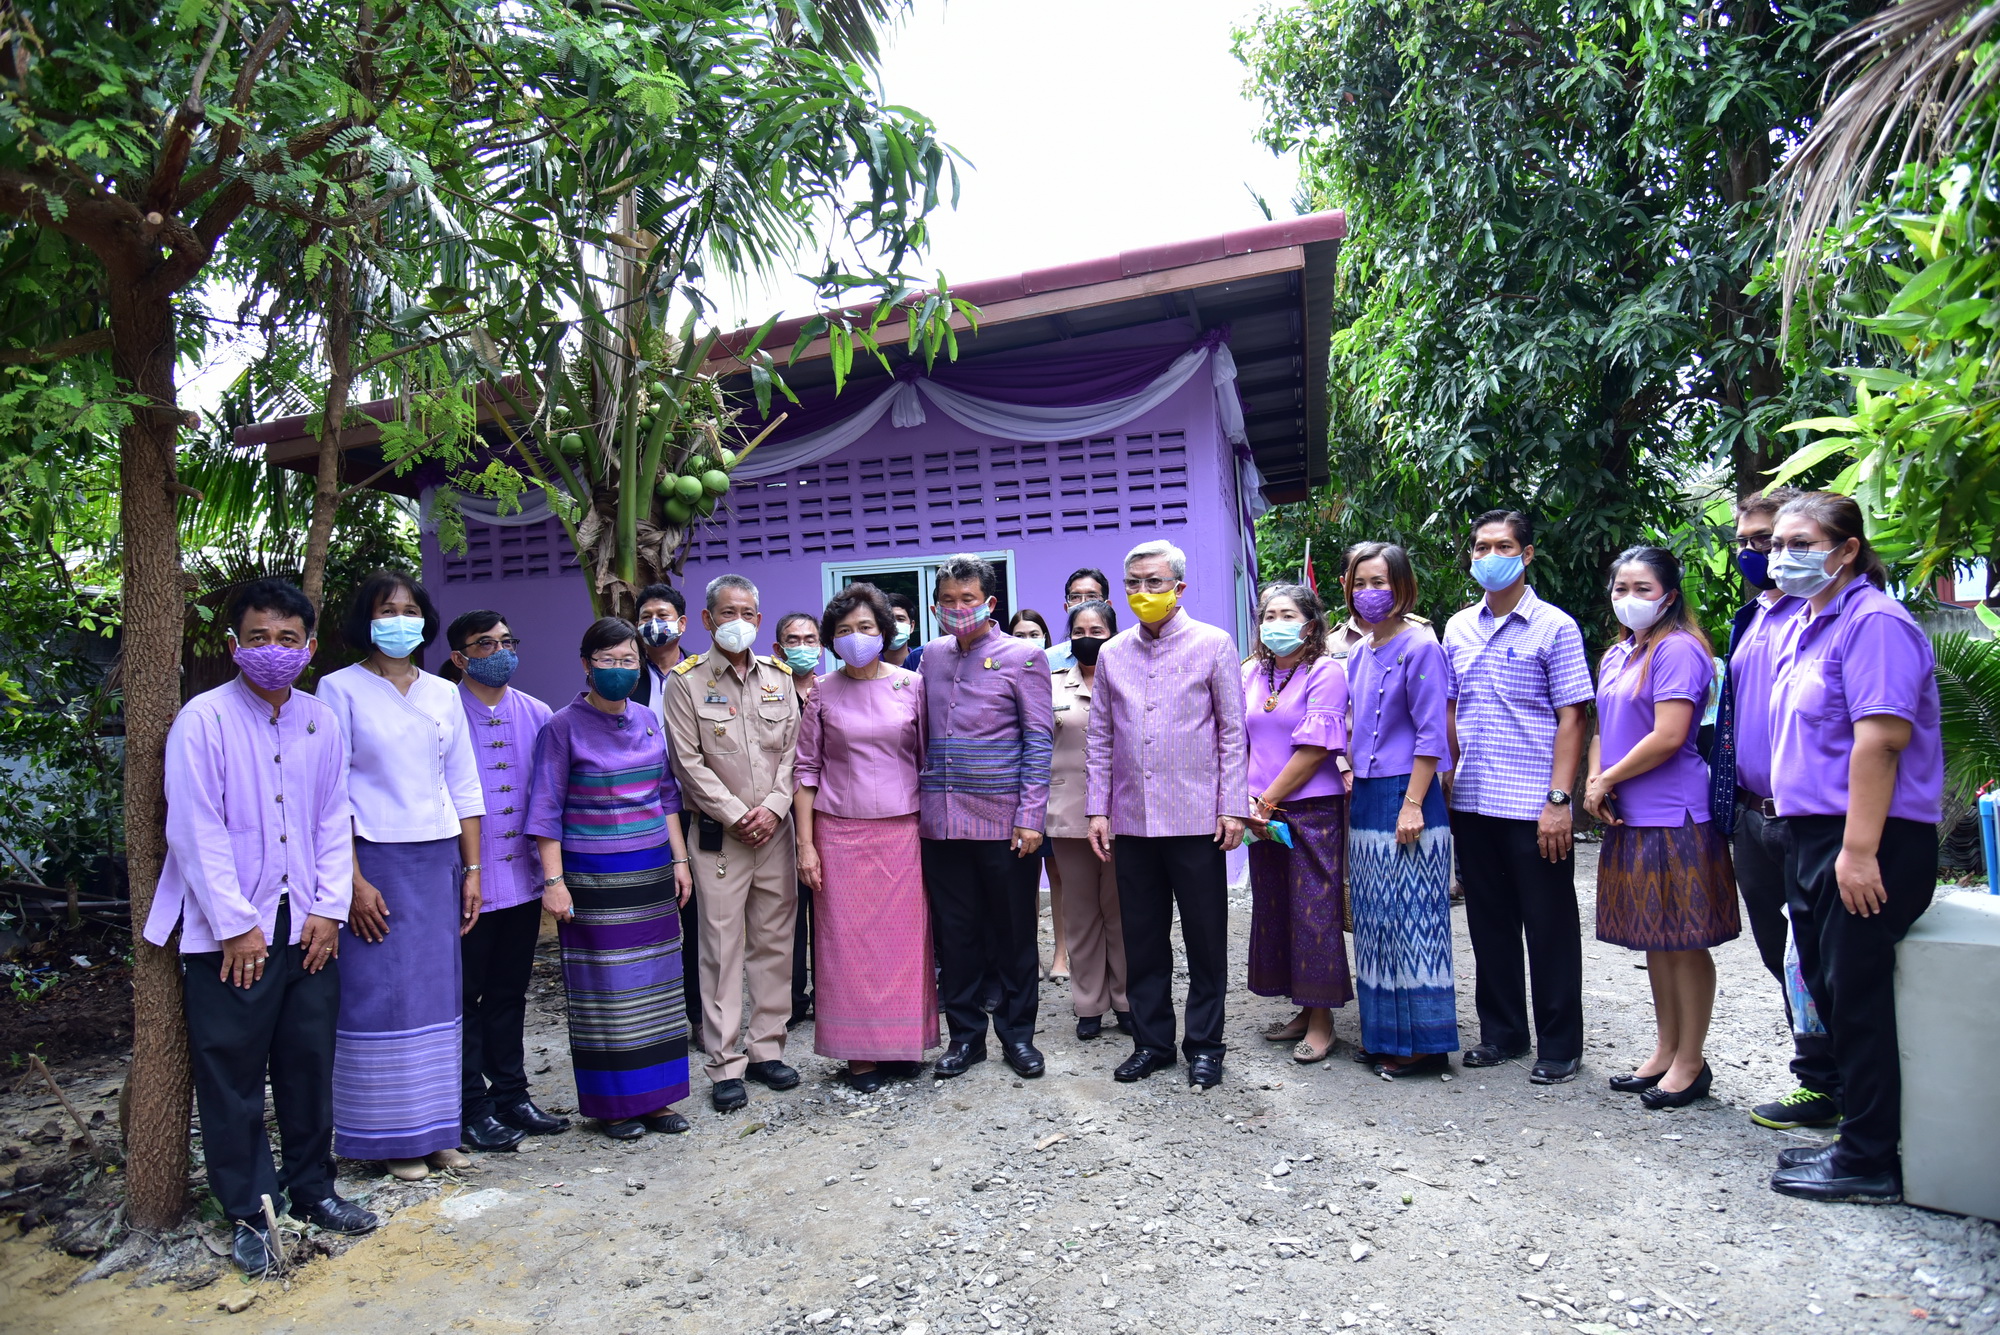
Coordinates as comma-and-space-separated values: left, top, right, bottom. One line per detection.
793, 581, 937, 1093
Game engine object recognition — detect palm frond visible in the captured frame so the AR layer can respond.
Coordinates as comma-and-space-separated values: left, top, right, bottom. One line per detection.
1933, 630, 2000, 824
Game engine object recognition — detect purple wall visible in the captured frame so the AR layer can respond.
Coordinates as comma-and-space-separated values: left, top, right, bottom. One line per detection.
421, 321, 1257, 710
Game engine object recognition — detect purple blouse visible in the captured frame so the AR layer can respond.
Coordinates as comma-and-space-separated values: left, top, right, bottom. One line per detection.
1343, 625, 1454, 780
1596, 631, 1713, 827
526, 696, 683, 854
795, 667, 927, 820
458, 682, 554, 911
1727, 593, 1806, 800
1242, 655, 1348, 802
1769, 579, 1943, 824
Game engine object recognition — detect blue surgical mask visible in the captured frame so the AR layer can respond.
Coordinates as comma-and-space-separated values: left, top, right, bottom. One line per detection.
1736, 548, 1773, 590
370, 615, 426, 658
783, 646, 821, 674
1260, 622, 1307, 657
463, 648, 517, 687
1470, 552, 1525, 593
589, 666, 640, 701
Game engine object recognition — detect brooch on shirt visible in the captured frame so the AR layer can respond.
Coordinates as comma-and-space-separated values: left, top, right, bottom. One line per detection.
892, 677, 908, 690
983, 657, 997, 669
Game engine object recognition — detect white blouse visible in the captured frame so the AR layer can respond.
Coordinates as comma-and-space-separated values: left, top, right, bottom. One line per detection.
316, 663, 485, 843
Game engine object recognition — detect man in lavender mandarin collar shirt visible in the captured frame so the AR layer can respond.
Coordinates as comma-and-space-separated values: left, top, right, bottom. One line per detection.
144, 580, 376, 1273
1085, 540, 1248, 1089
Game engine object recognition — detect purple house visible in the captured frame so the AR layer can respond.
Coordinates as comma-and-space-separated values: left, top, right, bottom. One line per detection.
248, 212, 1344, 706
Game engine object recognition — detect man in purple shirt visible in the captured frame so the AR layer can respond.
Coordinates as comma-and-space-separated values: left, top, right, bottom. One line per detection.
1086, 540, 1249, 1089
1443, 510, 1594, 1084
143, 580, 376, 1275
446, 610, 565, 1152
918, 553, 1055, 1079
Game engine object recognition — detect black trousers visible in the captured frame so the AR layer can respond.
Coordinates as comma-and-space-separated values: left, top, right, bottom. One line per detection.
183, 903, 339, 1224
1733, 806, 1840, 1096
679, 811, 703, 1047
1450, 810, 1583, 1062
1115, 834, 1228, 1061
792, 880, 814, 1017
459, 898, 541, 1120
1776, 814, 1937, 1177
922, 837, 1040, 1047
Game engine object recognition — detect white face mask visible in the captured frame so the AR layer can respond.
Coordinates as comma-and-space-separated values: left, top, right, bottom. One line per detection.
1612, 593, 1668, 633
1773, 546, 1841, 599
1017, 630, 1045, 645
713, 618, 757, 654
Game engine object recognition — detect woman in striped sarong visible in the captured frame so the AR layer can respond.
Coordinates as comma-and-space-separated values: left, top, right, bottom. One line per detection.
1341, 543, 1460, 1077
528, 617, 695, 1140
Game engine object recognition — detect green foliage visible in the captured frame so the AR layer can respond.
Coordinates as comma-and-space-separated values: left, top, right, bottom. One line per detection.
1933, 631, 2000, 822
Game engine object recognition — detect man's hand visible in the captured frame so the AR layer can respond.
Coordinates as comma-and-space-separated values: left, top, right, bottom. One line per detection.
348, 876, 390, 942
219, 925, 268, 989
1011, 827, 1044, 858
734, 806, 780, 848
1088, 815, 1114, 863
1835, 846, 1888, 917
1216, 815, 1246, 853
300, 915, 340, 974
459, 868, 482, 938
1536, 802, 1573, 862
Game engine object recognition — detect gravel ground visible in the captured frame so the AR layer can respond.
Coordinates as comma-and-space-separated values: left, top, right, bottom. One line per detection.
5, 840, 1999, 1334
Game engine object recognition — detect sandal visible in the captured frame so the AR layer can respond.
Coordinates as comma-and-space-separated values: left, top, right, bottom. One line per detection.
1292, 1036, 1334, 1065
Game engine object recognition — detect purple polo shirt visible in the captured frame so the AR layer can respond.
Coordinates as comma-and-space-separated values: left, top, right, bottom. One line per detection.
1769, 579, 1943, 825
1596, 631, 1713, 827
1243, 655, 1348, 801
1443, 586, 1595, 820
916, 625, 1054, 840
1344, 625, 1454, 780
458, 682, 555, 911
1727, 592, 1805, 800
1085, 611, 1251, 836
527, 697, 684, 854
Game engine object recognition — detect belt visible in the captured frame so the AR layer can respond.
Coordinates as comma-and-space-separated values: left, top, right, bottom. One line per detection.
1736, 786, 1778, 820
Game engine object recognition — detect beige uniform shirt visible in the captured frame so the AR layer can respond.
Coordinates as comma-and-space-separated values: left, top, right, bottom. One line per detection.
1047, 664, 1096, 840
662, 651, 801, 828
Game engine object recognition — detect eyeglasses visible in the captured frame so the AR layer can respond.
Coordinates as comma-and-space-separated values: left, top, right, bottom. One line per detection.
589, 654, 641, 669
1768, 539, 1836, 556
464, 636, 522, 655
1122, 576, 1175, 594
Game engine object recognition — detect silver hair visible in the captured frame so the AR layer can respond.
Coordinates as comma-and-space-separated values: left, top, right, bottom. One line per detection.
704, 573, 760, 612
1123, 538, 1187, 581
932, 553, 998, 601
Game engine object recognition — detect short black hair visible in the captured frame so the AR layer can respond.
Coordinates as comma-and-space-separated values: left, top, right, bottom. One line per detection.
341, 569, 441, 651
446, 609, 507, 653
1064, 567, 1111, 601
636, 582, 685, 617
887, 591, 919, 622
933, 553, 999, 601
1470, 509, 1533, 548
229, 578, 316, 638
579, 616, 638, 660
822, 582, 896, 648
775, 611, 820, 643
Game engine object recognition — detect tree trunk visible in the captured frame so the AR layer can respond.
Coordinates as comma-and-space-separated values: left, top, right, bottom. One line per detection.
301, 258, 355, 615
113, 275, 193, 1232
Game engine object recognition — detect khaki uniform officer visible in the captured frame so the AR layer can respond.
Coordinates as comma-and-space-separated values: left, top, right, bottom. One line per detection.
662, 579, 802, 1113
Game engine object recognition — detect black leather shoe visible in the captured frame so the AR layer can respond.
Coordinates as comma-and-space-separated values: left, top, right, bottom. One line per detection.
1003, 1042, 1045, 1078
844, 1065, 887, 1094
1461, 1043, 1528, 1069
231, 1221, 277, 1276
1076, 1015, 1103, 1040
744, 1060, 800, 1091
880, 1061, 923, 1080
1608, 1070, 1665, 1093
496, 1098, 570, 1136
462, 1114, 527, 1152
602, 1118, 646, 1140
1373, 1052, 1450, 1079
293, 1194, 378, 1235
934, 1041, 987, 1077
711, 1078, 749, 1112
641, 1112, 690, 1134
1188, 1053, 1224, 1089
1639, 1063, 1711, 1109
1529, 1057, 1581, 1085
1770, 1154, 1901, 1204
1115, 1049, 1174, 1082
1114, 1011, 1134, 1036
1777, 1142, 1838, 1170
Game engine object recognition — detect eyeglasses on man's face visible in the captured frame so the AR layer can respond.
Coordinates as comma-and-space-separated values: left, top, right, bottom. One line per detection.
464, 636, 522, 656
1122, 576, 1176, 594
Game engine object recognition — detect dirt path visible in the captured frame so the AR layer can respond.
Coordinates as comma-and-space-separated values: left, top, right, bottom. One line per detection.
6, 844, 1998, 1334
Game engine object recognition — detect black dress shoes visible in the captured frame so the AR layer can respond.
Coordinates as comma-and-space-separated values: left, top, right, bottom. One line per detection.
1608, 1071, 1665, 1093
232, 1221, 278, 1275
1003, 1042, 1045, 1078
641, 1112, 690, 1134
462, 1114, 527, 1152
294, 1194, 379, 1235
1639, 1063, 1711, 1109
1529, 1057, 1581, 1085
844, 1065, 887, 1094
1373, 1052, 1450, 1080
745, 1060, 800, 1091
602, 1118, 646, 1140
1777, 1142, 1838, 1170
1076, 1015, 1103, 1040
1461, 1043, 1528, 1069
934, 1041, 987, 1078
497, 1098, 571, 1135
1769, 1154, 1901, 1204
711, 1078, 749, 1112
880, 1060, 923, 1080
1114, 1049, 1174, 1082
1187, 1053, 1224, 1089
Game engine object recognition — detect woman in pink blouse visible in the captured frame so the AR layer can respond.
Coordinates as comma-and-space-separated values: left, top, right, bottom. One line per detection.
1585, 546, 1739, 1110
1243, 583, 1352, 1064
794, 582, 936, 1093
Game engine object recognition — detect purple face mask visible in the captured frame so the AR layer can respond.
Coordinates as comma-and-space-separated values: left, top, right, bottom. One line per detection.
1351, 587, 1397, 624
834, 631, 884, 667
232, 640, 312, 691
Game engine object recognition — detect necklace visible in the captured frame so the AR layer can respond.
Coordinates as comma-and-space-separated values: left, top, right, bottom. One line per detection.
1263, 655, 1304, 711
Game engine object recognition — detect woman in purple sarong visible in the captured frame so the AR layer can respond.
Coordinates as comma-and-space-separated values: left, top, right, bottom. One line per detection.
1243, 583, 1353, 1064
793, 581, 937, 1094
528, 617, 696, 1141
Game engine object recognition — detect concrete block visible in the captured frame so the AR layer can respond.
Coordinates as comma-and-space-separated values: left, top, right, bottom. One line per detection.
1898, 889, 2000, 1220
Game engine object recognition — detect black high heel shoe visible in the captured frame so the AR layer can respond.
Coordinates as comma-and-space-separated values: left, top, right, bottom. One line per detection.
1639, 1063, 1713, 1109
1608, 1070, 1665, 1093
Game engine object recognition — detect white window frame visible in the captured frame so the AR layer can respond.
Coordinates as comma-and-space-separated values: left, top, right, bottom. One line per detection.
822, 550, 1020, 643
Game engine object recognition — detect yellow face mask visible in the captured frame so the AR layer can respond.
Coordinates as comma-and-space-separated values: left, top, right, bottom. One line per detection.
1127, 586, 1180, 625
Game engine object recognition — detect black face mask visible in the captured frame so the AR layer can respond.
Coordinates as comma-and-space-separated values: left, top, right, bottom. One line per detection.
1071, 635, 1104, 667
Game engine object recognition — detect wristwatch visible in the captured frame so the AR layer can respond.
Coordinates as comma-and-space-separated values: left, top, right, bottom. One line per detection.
1545, 789, 1571, 807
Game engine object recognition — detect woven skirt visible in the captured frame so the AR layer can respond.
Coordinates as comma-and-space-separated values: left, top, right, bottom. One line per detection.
1349, 775, 1460, 1056
1246, 793, 1353, 1009
812, 812, 939, 1061
558, 845, 691, 1120
1596, 817, 1741, 952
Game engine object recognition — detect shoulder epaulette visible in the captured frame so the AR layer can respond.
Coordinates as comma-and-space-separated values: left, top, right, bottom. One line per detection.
1409, 613, 1432, 625
764, 654, 793, 676
671, 653, 705, 676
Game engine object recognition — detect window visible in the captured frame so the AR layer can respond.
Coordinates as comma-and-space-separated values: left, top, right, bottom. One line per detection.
823, 550, 1020, 641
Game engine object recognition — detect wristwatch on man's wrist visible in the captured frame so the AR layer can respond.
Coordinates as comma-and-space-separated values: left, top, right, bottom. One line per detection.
1545, 789, 1571, 807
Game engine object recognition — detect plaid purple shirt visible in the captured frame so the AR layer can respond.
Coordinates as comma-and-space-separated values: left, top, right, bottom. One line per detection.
1443, 586, 1594, 821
